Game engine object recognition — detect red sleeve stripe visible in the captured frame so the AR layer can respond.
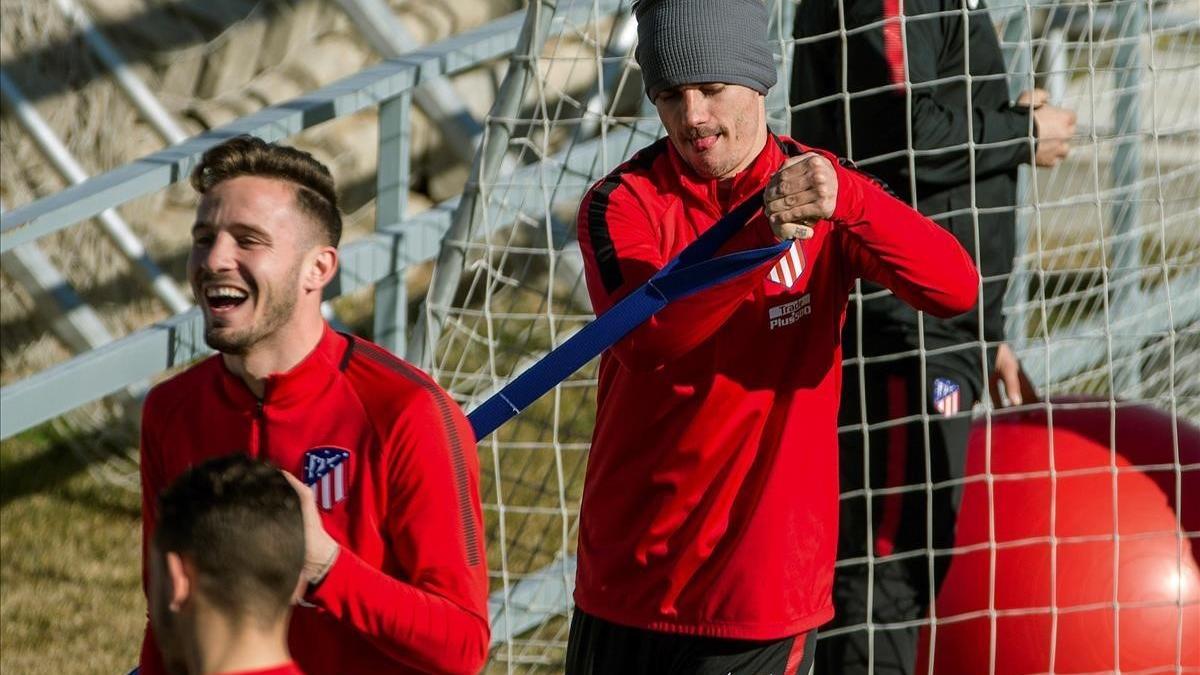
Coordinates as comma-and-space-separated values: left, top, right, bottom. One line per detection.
350, 339, 483, 567
883, 0, 906, 88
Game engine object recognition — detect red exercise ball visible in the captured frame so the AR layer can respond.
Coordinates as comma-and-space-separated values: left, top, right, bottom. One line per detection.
917, 397, 1200, 674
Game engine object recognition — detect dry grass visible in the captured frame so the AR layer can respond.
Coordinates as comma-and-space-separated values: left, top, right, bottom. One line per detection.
0, 426, 143, 675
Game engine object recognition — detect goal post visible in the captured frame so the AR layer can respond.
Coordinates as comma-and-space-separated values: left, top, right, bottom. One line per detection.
408, 0, 1199, 671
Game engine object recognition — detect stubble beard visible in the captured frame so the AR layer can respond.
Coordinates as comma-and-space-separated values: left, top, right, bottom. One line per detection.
203, 267, 300, 355
685, 111, 753, 180
711, 111, 753, 178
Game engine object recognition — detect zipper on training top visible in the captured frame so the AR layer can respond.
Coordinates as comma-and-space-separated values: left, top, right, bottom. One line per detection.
254, 382, 269, 458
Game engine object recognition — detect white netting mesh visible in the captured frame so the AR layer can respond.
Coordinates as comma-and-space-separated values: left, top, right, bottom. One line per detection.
1, 0, 1195, 670
413, 3, 646, 669
410, 0, 1198, 671
998, 0, 1200, 414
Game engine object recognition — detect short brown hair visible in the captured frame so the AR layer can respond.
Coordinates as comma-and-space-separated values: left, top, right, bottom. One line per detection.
154, 453, 305, 626
190, 135, 342, 246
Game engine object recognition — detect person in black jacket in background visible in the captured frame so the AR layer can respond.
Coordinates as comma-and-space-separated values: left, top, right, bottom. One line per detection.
792, 0, 1075, 672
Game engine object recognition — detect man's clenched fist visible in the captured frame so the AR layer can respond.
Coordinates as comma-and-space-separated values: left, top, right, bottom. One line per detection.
763, 152, 838, 241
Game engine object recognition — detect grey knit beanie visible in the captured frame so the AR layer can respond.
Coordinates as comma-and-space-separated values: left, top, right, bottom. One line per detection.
634, 0, 777, 100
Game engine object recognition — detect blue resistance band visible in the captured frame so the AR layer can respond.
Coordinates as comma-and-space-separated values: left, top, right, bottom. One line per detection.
468, 188, 788, 440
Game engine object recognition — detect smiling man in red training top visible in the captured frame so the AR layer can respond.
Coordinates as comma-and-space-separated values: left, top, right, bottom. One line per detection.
138, 136, 488, 675
568, 0, 980, 673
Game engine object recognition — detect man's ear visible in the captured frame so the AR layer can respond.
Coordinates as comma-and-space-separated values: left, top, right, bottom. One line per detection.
302, 245, 339, 294
165, 551, 192, 613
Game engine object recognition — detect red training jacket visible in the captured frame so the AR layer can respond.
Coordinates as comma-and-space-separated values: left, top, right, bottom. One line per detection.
574, 134, 978, 639
138, 326, 489, 674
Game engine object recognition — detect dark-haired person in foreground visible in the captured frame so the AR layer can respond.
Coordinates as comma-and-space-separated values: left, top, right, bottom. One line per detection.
149, 454, 306, 675
138, 136, 488, 675
566, 0, 979, 672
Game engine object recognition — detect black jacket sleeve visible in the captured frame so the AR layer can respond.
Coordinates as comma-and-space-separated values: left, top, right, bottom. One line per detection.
816, 0, 1034, 186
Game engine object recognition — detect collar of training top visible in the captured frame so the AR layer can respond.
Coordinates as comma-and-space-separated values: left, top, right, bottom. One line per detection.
666, 130, 783, 212
215, 323, 348, 409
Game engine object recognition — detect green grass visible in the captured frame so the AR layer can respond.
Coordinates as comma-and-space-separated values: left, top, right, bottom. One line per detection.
0, 425, 143, 675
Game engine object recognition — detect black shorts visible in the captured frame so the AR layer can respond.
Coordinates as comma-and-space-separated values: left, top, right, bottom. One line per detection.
565, 609, 816, 675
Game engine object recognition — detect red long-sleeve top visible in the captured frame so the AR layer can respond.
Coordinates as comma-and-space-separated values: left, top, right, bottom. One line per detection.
138, 326, 489, 674
574, 134, 978, 638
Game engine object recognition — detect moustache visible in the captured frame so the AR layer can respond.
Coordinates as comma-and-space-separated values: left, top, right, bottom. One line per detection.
195, 270, 255, 291
684, 127, 721, 141
197, 271, 238, 283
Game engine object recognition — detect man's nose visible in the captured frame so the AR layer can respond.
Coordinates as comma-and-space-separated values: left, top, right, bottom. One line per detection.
198, 233, 236, 273
680, 89, 708, 128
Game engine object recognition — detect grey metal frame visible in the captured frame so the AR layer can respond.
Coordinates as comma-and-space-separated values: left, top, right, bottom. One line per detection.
0, 70, 191, 313
0, 8, 522, 250
52, 0, 189, 146
0, 200, 115, 353
6, 0, 1180, 470
0, 0, 626, 440
0, 0, 193, 384
407, 0, 560, 367
997, 0, 1183, 397
333, 0, 484, 166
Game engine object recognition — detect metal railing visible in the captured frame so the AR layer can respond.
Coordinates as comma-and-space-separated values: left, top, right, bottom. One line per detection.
0, 0, 632, 439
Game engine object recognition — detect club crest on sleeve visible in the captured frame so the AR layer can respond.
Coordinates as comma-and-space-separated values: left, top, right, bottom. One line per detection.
767, 240, 806, 288
932, 378, 961, 417
302, 447, 351, 511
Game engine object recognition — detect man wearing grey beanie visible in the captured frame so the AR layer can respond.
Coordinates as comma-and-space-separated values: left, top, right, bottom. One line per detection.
570, 1, 980, 672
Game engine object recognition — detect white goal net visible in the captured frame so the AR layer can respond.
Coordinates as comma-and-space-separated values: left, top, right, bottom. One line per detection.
408, 0, 1199, 672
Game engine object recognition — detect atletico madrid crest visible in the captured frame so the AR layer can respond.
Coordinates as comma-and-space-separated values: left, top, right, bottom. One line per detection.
932, 378, 961, 417
767, 240, 806, 289
302, 447, 351, 511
